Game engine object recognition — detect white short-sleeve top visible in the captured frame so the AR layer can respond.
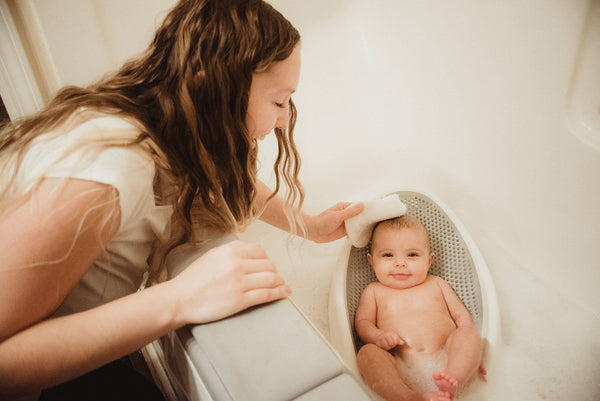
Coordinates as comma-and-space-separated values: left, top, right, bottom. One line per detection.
19, 116, 173, 316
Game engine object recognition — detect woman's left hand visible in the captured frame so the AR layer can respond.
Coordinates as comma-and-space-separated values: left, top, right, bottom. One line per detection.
304, 202, 364, 243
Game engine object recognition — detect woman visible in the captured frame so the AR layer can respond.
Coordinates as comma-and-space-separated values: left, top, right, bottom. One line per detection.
0, 0, 362, 399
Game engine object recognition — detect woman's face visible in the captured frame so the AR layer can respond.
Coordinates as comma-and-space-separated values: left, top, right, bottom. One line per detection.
246, 45, 301, 142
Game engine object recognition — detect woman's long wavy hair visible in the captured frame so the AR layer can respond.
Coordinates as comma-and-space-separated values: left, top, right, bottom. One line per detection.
0, 0, 303, 282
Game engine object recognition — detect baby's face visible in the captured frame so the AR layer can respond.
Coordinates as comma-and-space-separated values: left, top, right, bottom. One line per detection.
368, 226, 433, 290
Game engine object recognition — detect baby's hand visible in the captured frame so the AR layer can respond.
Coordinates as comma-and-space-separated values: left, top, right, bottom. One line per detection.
375, 331, 405, 350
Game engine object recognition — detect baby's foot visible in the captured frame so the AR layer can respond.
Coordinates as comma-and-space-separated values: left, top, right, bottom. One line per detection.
432, 372, 458, 397
421, 390, 452, 401
478, 361, 487, 382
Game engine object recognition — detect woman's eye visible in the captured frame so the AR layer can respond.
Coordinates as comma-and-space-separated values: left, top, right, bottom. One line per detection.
275, 98, 291, 109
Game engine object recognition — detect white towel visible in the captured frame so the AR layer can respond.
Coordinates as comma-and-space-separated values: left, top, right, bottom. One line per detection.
345, 195, 408, 248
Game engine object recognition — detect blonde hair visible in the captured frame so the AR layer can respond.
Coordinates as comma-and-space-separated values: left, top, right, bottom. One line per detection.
371, 215, 431, 251
0, 0, 303, 282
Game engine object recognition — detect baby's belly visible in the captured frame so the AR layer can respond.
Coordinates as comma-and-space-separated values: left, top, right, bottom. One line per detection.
385, 315, 456, 354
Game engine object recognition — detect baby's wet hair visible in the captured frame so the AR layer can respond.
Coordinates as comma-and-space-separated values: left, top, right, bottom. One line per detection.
370, 215, 431, 251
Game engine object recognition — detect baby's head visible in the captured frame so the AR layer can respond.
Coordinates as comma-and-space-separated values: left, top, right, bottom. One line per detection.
367, 215, 434, 289
372, 215, 431, 248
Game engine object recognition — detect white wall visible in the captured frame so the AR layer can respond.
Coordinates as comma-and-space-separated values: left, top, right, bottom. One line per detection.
265, 0, 600, 315
27, 0, 172, 88
265, 5, 599, 395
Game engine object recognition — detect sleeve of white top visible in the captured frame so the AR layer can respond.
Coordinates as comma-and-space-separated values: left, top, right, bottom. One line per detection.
44, 146, 156, 232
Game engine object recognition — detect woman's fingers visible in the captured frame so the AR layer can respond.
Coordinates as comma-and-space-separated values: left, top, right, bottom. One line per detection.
239, 283, 292, 310
343, 202, 365, 218
241, 270, 286, 291
329, 201, 364, 217
238, 257, 277, 275
233, 241, 291, 305
172, 240, 291, 324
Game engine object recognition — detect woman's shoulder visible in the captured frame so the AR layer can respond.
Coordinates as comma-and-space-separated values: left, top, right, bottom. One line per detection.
46, 114, 158, 225
64, 113, 144, 143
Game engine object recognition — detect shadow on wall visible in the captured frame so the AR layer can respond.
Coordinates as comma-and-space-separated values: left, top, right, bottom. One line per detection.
0, 96, 9, 128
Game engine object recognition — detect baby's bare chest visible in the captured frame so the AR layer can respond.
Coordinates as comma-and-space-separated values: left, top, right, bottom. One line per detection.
374, 283, 453, 330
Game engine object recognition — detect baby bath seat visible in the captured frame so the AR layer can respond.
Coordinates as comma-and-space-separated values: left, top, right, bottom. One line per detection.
328, 189, 501, 378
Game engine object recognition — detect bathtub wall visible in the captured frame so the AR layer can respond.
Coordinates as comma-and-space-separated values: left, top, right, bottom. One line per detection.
1, 0, 598, 316
269, 0, 600, 317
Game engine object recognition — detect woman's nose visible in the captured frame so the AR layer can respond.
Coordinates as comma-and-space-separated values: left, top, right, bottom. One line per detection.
274, 108, 289, 130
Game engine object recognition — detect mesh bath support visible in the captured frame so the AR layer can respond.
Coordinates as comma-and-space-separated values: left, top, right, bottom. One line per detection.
328, 189, 500, 374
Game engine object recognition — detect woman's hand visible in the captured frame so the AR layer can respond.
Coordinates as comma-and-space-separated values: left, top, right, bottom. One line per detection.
255, 180, 364, 243
304, 202, 364, 243
169, 240, 291, 325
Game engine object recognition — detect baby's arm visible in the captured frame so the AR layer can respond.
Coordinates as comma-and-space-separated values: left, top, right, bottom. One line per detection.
355, 284, 404, 350
436, 277, 477, 329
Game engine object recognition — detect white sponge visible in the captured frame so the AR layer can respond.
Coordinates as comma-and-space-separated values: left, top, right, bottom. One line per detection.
345, 195, 408, 248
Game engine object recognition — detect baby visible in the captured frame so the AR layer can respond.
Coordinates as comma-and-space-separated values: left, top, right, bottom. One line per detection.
355, 215, 485, 401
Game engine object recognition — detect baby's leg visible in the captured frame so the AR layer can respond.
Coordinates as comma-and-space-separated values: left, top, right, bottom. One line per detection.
436, 327, 483, 396
357, 344, 451, 401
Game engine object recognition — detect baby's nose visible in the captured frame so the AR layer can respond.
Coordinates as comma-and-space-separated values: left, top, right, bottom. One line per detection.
394, 258, 407, 267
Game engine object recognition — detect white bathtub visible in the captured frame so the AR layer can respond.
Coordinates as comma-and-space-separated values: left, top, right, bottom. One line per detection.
246, 0, 600, 400
1, 0, 599, 399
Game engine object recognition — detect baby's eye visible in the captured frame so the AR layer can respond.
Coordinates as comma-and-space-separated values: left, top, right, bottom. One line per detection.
408, 252, 419, 257
382, 253, 394, 258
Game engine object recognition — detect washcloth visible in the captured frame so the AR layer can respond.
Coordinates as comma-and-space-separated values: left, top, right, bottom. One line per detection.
345, 195, 408, 248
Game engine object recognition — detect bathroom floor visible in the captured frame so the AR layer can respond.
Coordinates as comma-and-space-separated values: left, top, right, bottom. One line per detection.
239, 221, 600, 401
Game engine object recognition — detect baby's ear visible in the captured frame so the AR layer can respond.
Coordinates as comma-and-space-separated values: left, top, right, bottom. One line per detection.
428, 252, 435, 266
367, 252, 373, 266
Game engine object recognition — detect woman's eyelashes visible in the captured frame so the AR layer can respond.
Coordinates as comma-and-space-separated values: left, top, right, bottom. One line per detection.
274, 97, 291, 108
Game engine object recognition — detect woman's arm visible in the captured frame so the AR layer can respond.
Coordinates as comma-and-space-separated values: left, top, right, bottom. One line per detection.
0, 178, 121, 343
255, 180, 364, 243
0, 178, 290, 398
